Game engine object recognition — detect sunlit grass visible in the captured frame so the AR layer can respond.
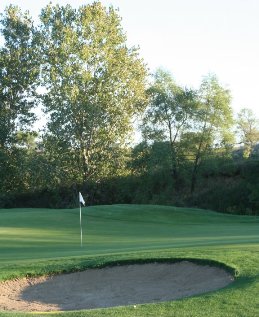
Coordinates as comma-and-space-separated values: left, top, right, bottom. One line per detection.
0, 205, 258, 316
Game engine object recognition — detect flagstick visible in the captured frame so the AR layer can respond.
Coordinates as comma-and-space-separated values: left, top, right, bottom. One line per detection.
79, 192, 85, 248
80, 203, 83, 247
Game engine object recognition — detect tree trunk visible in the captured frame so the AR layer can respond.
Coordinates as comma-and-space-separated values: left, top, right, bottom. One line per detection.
191, 155, 200, 193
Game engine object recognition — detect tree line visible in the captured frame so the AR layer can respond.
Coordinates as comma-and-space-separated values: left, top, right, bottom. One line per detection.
1, 3, 259, 214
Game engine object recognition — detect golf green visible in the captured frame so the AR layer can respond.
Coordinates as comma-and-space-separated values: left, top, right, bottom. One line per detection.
0, 204, 258, 316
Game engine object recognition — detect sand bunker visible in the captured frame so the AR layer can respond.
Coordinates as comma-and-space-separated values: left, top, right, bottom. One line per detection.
0, 261, 233, 312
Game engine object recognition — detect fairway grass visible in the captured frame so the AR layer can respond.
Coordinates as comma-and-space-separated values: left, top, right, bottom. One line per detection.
0, 205, 258, 317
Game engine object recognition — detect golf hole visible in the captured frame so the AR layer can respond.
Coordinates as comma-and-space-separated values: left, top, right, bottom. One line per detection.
0, 261, 234, 312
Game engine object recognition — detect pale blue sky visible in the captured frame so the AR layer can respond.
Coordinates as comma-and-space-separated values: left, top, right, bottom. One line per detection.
1, 0, 259, 117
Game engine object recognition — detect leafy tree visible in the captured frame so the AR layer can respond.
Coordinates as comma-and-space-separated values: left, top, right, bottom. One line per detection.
190, 74, 234, 192
14, 131, 38, 151
0, 5, 40, 197
141, 69, 197, 179
40, 2, 147, 183
130, 141, 171, 176
0, 5, 39, 148
236, 108, 259, 158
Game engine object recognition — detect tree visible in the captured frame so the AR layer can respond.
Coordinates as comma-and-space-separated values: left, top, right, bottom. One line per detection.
130, 141, 172, 176
40, 2, 147, 184
236, 108, 259, 158
190, 74, 234, 193
141, 69, 197, 180
0, 5, 39, 148
0, 5, 40, 197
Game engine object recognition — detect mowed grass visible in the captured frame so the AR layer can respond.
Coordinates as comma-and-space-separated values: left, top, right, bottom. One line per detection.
0, 204, 258, 317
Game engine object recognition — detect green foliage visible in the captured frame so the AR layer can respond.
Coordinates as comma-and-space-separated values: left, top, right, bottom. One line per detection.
142, 69, 197, 178
190, 74, 234, 192
40, 2, 147, 182
0, 5, 39, 148
130, 141, 172, 175
236, 108, 259, 157
0, 148, 28, 193
2, 143, 259, 216
0, 3, 257, 219
0, 2, 147, 196
140, 72, 235, 194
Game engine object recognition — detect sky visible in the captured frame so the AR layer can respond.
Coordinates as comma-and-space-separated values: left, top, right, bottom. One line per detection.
1, 0, 259, 118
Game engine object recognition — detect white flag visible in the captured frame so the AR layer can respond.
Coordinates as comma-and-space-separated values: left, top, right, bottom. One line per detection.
79, 192, 85, 205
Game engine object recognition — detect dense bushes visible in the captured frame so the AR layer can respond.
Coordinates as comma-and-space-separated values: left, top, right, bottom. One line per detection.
1, 159, 258, 216
0, 140, 258, 215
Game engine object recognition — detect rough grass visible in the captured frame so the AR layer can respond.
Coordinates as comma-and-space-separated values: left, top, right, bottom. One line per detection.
0, 204, 258, 317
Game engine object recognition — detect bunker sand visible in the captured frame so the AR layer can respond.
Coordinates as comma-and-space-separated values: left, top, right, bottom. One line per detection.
0, 262, 233, 312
